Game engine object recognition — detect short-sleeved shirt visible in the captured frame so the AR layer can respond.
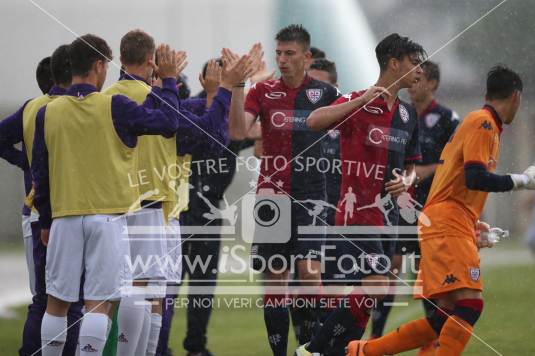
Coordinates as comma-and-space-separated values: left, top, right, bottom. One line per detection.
413, 100, 459, 205
424, 105, 502, 227
245, 75, 340, 198
332, 92, 421, 227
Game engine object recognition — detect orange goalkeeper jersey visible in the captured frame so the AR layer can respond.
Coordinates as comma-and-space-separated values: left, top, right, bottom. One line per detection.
423, 105, 503, 229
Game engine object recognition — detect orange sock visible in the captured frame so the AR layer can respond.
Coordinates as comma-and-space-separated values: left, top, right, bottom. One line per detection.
435, 316, 473, 356
364, 318, 437, 356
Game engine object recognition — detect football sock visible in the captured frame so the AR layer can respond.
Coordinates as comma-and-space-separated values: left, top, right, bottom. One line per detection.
41, 313, 67, 356
364, 317, 437, 356
370, 293, 395, 337
79, 312, 108, 356
435, 299, 483, 356
435, 316, 473, 356
307, 293, 369, 353
263, 294, 289, 356
134, 303, 152, 356
116, 293, 146, 356
146, 313, 162, 356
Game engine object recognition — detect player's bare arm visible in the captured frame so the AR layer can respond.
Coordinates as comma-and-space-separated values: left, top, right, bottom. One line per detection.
307, 85, 390, 131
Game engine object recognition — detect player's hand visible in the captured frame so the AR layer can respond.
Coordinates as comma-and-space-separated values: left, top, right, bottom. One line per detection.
220, 53, 255, 90
156, 45, 182, 79
477, 223, 509, 249
510, 165, 535, 190
475, 221, 492, 248
359, 85, 391, 105
385, 170, 415, 197
199, 59, 222, 95
41, 229, 50, 246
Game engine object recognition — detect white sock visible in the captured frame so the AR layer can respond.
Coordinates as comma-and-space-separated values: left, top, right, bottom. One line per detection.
134, 303, 152, 356
79, 312, 108, 356
116, 294, 146, 356
146, 313, 162, 356
41, 313, 67, 356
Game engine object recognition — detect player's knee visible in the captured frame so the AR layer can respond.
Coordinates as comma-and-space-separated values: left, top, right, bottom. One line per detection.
45, 295, 71, 317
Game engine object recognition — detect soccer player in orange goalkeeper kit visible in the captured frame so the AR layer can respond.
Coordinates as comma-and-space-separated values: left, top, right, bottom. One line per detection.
347, 65, 535, 356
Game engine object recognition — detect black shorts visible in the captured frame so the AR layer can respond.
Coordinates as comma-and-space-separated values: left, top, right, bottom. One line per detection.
394, 233, 420, 255
250, 198, 326, 273
395, 218, 420, 255
322, 231, 397, 285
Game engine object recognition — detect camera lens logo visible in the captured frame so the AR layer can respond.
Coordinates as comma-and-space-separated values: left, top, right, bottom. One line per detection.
254, 199, 280, 227
242, 189, 291, 244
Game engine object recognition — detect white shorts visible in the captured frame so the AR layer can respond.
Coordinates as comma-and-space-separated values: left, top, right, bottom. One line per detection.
126, 208, 168, 281
21, 214, 35, 295
45, 215, 131, 303
165, 218, 182, 284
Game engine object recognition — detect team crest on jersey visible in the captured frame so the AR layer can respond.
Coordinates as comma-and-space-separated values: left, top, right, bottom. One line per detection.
399, 104, 410, 123
306, 88, 323, 104
469, 267, 480, 281
425, 113, 441, 128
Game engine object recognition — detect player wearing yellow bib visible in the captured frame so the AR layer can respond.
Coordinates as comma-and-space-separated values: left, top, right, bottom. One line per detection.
32, 34, 182, 356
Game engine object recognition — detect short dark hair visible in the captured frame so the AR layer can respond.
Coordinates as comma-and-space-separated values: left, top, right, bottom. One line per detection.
421, 61, 440, 83
310, 58, 337, 84
275, 24, 310, 50
310, 47, 326, 59
50, 44, 72, 87
69, 34, 112, 77
375, 33, 426, 71
486, 65, 523, 100
120, 30, 155, 66
36, 57, 53, 94
201, 58, 222, 79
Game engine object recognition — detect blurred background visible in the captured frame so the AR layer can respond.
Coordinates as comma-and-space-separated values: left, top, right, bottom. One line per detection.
0, 0, 534, 354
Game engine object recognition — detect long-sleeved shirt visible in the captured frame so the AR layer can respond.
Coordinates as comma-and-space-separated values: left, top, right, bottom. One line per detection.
118, 74, 230, 155
32, 79, 180, 228
176, 92, 230, 156
0, 86, 66, 216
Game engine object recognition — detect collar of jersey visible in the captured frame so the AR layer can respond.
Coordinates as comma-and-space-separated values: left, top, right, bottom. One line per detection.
66, 83, 97, 98
279, 73, 312, 90
119, 72, 150, 85
483, 104, 503, 133
48, 85, 66, 96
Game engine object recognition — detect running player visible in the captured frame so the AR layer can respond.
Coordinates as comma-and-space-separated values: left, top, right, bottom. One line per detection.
370, 61, 459, 347
0, 46, 83, 356
242, 25, 340, 355
32, 34, 181, 356
296, 33, 425, 356
346, 66, 535, 356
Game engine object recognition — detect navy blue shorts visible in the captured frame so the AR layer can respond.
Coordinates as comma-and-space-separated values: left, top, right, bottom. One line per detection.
250, 198, 326, 273
322, 231, 396, 285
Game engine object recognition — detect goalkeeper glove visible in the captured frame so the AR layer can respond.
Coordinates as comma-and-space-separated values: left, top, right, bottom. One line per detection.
510, 165, 535, 190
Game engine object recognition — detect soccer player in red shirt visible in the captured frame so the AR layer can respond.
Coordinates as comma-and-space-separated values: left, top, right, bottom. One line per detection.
296, 33, 425, 355
241, 25, 340, 355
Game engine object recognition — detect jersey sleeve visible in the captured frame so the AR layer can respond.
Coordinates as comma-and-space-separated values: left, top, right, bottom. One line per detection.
244, 83, 262, 118
463, 118, 495, 168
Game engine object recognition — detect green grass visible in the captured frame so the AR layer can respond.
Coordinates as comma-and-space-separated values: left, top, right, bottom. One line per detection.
1, 264, 534, 355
